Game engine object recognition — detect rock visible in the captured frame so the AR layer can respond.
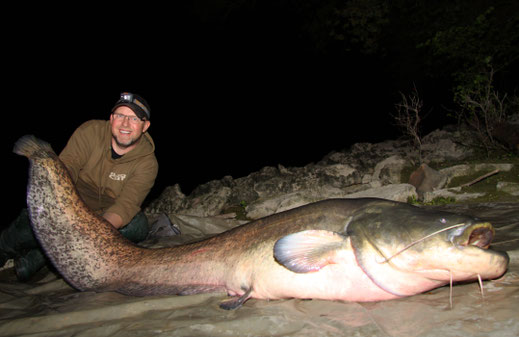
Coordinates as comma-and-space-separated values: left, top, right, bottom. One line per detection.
344, 184, 417, 203
229, 163, 361, 209
246, 191, 316, 219
497, 181, 519, 196
245, 184, 369, 219
422, 189, 485, 203
421, 129, 472, 162
315, 164, 359, 187
322, 128, 473, 168
408, 163, 447, 198
184, 186, 232, 217
372, 155, 407, 185
145, 184, 187, 214
246, 184, 417, 219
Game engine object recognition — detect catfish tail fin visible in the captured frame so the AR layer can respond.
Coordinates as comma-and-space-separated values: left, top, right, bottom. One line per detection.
13, 135, 54, 158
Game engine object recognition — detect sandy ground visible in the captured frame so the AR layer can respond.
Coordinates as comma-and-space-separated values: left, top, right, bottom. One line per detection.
0, 203, 518, 337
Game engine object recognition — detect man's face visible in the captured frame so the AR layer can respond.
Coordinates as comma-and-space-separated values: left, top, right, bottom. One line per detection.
110, 106, 150, 150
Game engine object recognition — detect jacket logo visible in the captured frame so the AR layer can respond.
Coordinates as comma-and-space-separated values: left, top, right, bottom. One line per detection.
109, 172, 127, 181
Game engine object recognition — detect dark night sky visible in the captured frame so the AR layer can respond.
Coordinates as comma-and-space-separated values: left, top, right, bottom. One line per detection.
4, 3, 457, 222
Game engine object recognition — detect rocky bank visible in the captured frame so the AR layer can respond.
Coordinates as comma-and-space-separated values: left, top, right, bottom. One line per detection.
145, 125, 519, 222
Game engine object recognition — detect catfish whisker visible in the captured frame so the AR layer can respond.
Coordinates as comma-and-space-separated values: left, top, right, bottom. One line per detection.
449, 271, 453, 309
379, 223, 467, 263
477, 274, 485, 299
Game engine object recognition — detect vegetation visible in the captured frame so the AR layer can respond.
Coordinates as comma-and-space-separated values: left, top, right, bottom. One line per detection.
448, 160, 519, 203
408, 195, 456, 206
451, 65, 517, 155
222, 201, 250, 221
392, 87, 426, 164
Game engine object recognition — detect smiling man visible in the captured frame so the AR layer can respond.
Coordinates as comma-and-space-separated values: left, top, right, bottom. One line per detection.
0, 92, 158, 281
60, 92, 158, 230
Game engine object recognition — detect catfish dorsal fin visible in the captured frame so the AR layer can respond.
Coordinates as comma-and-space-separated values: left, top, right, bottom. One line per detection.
274, 230, 347, 273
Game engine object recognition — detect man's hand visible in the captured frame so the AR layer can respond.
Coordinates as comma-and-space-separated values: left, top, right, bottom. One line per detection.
103, 212, 124, 229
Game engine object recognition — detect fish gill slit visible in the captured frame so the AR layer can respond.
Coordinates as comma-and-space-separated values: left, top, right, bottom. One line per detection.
378, 223, 467, 264
342, 216, 353, 233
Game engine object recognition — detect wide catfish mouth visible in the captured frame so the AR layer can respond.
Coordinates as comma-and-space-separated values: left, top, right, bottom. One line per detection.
449, 222, 495, 249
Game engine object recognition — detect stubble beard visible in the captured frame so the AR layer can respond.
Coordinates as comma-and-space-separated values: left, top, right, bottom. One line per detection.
112, 132, 142, 149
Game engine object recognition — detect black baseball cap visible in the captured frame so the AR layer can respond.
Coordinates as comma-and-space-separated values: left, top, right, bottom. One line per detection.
112, 92, 151, 120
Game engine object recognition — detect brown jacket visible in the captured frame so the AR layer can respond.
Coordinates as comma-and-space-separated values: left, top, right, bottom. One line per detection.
59, 120, 158, 225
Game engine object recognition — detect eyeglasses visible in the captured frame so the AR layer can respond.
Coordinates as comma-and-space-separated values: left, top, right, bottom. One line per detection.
112, 113, 145, 124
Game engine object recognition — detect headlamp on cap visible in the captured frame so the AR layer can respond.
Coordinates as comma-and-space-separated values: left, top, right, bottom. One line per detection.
120, 92, 134, 102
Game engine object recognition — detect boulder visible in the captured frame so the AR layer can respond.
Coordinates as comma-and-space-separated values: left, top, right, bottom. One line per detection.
440, 163, 514, 187
146, 184, 187, 214
497, 181, 519, 196
372, 155, 408, 185
246, 184, 417, 219
344, 184, 417, 203
408, 163, 448, 198
421, 128, 472, 162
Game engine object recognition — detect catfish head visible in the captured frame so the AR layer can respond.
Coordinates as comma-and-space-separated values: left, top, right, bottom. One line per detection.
347, 201, 509, 297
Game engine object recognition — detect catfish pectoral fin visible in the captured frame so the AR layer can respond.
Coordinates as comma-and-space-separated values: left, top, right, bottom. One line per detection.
219, 288, 253, 310
274, 230, 347, 273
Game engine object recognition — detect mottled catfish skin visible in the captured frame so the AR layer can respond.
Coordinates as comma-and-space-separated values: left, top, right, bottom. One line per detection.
15, 135, 509, 309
